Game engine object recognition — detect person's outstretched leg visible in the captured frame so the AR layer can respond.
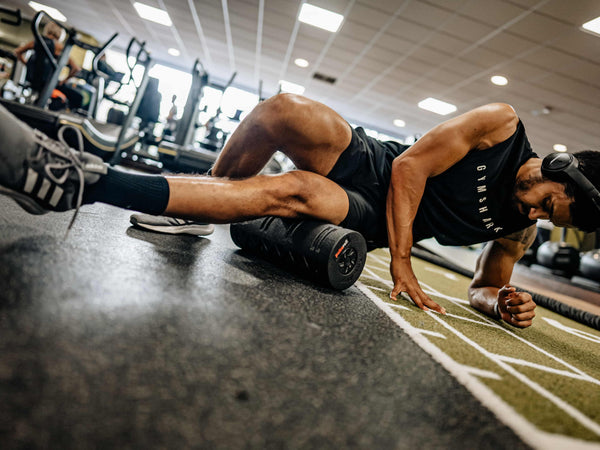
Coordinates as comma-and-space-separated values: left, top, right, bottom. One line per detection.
0, 104, 349, 226
212, 93, 352, 178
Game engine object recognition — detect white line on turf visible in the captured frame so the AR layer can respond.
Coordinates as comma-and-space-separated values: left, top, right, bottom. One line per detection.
356, 281, 600, 450
492, 354, 600, 385
444, 313, 500, 327
414, 328, 447, 339
425, 265, 459, 280
361, 266, 387, 282
365, 251, 599, 379
543, 317, 600, 344
404, 272, 597, 380
388, 303, 410, 311
378, 250, 600, 377
438, 293, 596, 379
427, 310, 600, 437
367, 253, 391, 268
459, 364, 502, 380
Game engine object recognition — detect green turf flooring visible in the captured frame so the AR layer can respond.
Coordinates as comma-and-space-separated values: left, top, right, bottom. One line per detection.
359, 249, 600, 447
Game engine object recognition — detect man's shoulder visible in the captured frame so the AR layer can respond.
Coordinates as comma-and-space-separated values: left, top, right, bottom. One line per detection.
474, 103, 520, 150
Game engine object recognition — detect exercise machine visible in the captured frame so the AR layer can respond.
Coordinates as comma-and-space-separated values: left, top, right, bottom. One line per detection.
535, 228, 580, 277
156, 59, 213, 173
157, 71, 285, 174
1, 11, 152, 165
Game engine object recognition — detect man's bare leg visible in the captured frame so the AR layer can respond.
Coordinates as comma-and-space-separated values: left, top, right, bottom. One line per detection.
164, 170, 349, 225
0, 100, 350, 228
212, 94, 352, 178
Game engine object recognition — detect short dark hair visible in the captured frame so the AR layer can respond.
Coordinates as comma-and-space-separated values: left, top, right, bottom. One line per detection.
569, 151, 600, 232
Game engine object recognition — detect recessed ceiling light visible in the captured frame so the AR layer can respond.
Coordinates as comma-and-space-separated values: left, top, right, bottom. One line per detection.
582, 16, 600, 37
491, 75, 508, 86
168, 48, 180, 56
393, 119, 406, 127
298, 3, 344, 33
553, 144, 568, 152
133, 2, 172, 26
28, 1, 67, 22
279, 80, 305, 95
294, 58, 309, 68
418, 97, 457, 115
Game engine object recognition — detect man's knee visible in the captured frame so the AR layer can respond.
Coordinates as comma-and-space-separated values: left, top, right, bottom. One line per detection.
264, 93, 307, 115
264, 171, 320, 216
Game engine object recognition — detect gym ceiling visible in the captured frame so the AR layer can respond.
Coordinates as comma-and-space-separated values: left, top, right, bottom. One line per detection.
3, 0, 600, 156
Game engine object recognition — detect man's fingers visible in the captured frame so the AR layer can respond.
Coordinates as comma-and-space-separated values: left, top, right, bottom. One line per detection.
506, 302, 536, 314
508, 316, 533, 328
421, 294, 446, 314
511, 310, 536, 321
407, 287, 446, 315
505, 291, 534, 305
498, 285, 516, 299
389, 284, 403, 301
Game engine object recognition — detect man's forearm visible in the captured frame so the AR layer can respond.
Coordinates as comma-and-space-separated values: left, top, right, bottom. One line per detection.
385, 158, 426, 260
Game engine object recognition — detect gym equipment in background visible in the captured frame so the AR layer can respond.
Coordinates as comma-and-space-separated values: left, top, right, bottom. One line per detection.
579, 250, 600, 282
1, 11, 152, 166
197, 71, 237, 152
535, 228, 580, 277
157, 69, 242, 174
0, 6, 21, 26
157, 72, 285, 174
572, 228, 600, 291
230, 217, 367, 290
156, 59, 216, 173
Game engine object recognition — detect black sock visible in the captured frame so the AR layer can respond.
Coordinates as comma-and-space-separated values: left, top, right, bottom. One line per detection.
83, 167, 170, 215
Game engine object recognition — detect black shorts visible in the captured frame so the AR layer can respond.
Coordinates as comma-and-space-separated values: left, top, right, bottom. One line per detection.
326, 126, 409, 249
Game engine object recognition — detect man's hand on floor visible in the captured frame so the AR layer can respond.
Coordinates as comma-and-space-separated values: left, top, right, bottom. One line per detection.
497, 285, 536, 328
390, 256, 446, 315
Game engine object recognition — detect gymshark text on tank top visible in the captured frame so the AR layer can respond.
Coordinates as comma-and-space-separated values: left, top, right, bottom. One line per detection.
412, 120, 536, 246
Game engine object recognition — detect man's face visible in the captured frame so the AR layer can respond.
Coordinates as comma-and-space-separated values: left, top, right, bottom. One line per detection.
513, 177, 574, 227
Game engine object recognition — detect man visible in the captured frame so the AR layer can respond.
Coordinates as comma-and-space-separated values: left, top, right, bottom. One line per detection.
14, 21, 81, 92
163, 94, 178, 138
1, 95, 598, 329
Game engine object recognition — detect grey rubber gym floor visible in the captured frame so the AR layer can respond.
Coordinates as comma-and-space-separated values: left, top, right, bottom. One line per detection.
0, 195, 529, 449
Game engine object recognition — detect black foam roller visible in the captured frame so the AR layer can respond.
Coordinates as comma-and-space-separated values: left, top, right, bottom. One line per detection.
230, 217, 367, 290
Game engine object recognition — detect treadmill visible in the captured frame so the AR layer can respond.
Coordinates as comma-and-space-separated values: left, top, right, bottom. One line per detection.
156, 59, 217, 173
0, 11, 151, 164
157, 71, 284, 174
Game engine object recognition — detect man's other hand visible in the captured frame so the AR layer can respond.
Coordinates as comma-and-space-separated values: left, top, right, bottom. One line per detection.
497, 285, 536, 328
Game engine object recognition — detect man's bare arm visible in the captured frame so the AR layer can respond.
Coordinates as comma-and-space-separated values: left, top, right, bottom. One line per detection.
469, 224, 537, 327
386, 103, 519, 313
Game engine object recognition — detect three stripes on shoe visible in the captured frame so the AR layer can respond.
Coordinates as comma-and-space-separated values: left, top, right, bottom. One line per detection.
22, 167, 65, 208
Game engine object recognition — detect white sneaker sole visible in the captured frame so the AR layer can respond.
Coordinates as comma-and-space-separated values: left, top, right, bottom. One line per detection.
130, 218, 215, 236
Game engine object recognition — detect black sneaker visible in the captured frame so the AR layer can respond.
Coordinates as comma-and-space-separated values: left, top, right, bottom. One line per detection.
0, 105, 107, 228
130, 213, 215, 236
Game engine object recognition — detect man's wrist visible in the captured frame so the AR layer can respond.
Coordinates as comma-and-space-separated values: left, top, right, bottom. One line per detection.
493, 302, 500, 319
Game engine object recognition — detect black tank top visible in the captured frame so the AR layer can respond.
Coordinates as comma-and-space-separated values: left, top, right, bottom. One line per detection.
411, 120, 536, 245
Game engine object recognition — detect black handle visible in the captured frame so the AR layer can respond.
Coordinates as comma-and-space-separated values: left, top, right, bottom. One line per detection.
31, 11, 74, 69
91, 32, 119, 77
0, 6, 21, 26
